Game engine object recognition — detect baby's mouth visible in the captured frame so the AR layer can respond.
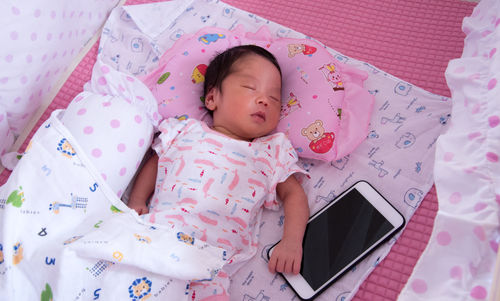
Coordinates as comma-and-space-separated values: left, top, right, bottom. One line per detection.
251, 111, 266, 122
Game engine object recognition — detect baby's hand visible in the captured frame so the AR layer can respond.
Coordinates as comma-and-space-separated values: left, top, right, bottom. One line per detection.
268, 239, 302, 275
128, 199, 149, 215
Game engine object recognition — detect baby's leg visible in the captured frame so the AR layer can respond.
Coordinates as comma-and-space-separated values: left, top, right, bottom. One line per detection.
188, 270, 230, 301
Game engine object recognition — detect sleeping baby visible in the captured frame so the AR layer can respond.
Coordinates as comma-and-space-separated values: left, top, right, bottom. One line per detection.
127, 45, 310, 300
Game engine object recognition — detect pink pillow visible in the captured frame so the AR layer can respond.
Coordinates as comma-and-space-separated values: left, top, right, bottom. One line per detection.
140, 26, 374, 161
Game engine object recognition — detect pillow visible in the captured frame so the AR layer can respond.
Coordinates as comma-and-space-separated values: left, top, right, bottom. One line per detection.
140, 25, 374, 161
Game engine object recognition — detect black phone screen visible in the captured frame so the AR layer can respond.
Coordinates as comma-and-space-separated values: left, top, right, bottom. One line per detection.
301, 188, 395, 290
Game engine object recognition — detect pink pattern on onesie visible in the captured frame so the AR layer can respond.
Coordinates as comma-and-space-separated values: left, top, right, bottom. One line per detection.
149, 118, 307, 300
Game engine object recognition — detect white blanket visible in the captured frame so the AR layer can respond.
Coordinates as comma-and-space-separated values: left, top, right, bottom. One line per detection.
0, 0, 453, 300
0, 111, 226, 300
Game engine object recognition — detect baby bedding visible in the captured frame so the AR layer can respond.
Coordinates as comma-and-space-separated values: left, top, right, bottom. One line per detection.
140, 26, 374, 161
0, 110, 227, 300
0, 0, 455, 300
400, 0, 500, 299
0, 0, 120, 161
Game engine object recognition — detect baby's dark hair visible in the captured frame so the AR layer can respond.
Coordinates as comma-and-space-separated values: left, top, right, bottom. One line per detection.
203, 45, 282, 98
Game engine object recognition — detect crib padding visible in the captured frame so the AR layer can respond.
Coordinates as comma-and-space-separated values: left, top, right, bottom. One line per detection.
0, 0, 475, 300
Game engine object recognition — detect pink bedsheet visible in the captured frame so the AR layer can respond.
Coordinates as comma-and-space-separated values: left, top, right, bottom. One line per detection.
0, 0, 476, 300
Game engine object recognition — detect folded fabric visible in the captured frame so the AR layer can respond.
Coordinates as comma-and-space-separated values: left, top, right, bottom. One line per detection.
68, 213, 227, 281
60, 59, 161, 197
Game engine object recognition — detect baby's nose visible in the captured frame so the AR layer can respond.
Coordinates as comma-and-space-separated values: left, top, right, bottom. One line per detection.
257, 95, 270, 106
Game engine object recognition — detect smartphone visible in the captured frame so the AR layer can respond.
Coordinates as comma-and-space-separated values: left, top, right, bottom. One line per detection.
268, 181, 405, 300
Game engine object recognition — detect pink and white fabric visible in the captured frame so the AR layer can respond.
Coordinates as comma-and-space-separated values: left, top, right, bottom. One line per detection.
140, 25, 374, 162
399, 0, 500, 300
0, 0, 120, 160
60, 59, 161, 197
148, 117, 307, 299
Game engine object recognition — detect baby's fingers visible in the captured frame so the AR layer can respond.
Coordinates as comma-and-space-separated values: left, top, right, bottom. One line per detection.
268, 254, 278, 273
275, 256, 286, 273
292, 256, 301, 275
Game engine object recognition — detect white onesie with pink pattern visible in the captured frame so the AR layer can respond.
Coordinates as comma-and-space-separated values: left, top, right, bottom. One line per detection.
147, 117, 307, 300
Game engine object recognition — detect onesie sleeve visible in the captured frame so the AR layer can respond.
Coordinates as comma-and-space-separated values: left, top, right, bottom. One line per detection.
152, 117, 189, 156
264, 134, 309, 211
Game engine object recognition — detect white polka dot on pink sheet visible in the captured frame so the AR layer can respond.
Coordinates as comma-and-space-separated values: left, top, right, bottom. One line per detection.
61, 91, 154, 198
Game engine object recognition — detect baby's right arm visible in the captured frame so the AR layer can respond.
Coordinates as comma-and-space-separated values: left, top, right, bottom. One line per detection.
128, 153, 158, 215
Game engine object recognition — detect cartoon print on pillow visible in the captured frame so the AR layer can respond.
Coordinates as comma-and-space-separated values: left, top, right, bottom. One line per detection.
191, 64, 207, 84
287, 43, 317, 57
301, 120, 335, 154
319, 63, 344, 91
280, 92, 302, 119
156, 72, 171, 85
198, 33, 226, 45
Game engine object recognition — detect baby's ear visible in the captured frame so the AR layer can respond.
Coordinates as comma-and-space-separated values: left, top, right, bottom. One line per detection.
204, 88, 217, 111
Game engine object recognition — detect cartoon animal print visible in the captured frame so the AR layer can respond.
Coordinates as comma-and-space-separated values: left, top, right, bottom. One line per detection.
404, 188, 424, 209
315, 190, 337, 203
169, 29, 184, 41
276, 28, 291, 38
439, 113, 451, 125
177, 232, 195, 245
12, 242, 23, 265
130, 37, 144, 52
243, 290, 271, 301
200, 14, 211, 23
368, 159, 389, 177
287, 43, 317, 57
134, 234, 151, 244
396, 132, 416, 149
334, 54, 349, 63
128, 277, 152, 301
330, 155, 349, 170
102, 27, 119, 43
368, 130, 379, 139
6, 186, 25, 208
381, 113, 406, 125
198, 33, 225, 44
222, 7, 235, 18
363, 63, 379, 75
318, 63, 344, 91
191, 64, 207, 84
57, 138, 76, 158
336, 292, 351, 301
301, 120, 335, 154
49, 193, 88, 214
394, 81, 412, 96
280, 92, 302, 119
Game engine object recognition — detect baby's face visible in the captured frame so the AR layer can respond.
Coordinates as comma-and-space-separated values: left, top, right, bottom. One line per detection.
207, 54, 282, 141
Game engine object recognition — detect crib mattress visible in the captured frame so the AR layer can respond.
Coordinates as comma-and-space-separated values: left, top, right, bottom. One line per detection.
0, 0, 476, 300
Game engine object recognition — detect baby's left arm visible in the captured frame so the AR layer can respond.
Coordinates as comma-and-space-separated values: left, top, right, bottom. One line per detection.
268, 174, 309, 275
